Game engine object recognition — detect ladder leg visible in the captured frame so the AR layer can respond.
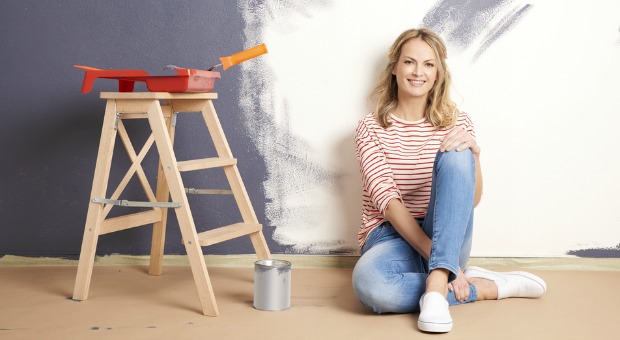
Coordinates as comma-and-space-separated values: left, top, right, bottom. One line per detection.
225, 166, 271, 260
149, 105, 175, 276
249, 229, 271, 260
146, 100, 219, 316
73, 100, 119, 300
201, 100, 271, 260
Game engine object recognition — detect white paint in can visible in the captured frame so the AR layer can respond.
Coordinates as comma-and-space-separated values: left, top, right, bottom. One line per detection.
253, 259, 292, 311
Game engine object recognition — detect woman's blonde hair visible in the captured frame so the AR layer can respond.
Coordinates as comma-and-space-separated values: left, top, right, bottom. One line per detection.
370, 28, 457, 129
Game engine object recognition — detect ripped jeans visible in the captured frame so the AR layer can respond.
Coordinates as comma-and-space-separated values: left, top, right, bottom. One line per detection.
352, 149, 477, 313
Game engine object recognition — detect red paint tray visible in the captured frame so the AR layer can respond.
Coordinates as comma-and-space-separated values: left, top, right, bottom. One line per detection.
75, 65, 221, 94
76, 44, 268, 94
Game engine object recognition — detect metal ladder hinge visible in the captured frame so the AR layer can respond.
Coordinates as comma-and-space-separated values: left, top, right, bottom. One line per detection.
114, 112, 122, 130
92, 197, 181, 208
185, 188, 233, 195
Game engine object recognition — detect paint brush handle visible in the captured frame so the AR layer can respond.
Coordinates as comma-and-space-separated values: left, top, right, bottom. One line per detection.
218, 43, 268, 70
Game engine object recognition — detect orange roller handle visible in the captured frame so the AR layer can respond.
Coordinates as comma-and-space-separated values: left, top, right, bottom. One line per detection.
74, 65, 104, 71
219, 43, 268, 70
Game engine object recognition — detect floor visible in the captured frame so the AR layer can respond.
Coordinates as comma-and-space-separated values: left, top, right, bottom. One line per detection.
1, 264, 619, 340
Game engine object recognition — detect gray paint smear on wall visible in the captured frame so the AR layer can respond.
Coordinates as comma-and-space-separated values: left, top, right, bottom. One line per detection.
239, 0, 352, 254
422, 0, 532, 61
567, 244, 620, 258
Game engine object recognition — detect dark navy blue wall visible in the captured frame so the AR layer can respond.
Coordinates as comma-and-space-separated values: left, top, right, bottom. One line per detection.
0, 0, 283, 257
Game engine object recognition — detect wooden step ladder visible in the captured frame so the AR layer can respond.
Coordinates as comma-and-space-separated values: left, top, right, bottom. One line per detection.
72, 92, 271, 316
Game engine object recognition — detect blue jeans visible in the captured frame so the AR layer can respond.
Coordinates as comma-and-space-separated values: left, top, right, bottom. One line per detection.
352, 149, 477, 313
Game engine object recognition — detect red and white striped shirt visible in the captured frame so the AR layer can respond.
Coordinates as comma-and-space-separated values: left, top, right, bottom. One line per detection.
355, 112, 475, 248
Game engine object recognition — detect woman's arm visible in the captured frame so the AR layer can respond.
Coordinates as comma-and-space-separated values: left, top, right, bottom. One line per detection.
384, 199, 432, 260
355, 118, 432, 256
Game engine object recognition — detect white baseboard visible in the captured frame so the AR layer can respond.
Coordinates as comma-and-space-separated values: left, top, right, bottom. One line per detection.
1, 254, 620, 271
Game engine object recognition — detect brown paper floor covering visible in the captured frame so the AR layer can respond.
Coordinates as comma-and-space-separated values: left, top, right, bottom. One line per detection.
1, 266, 618, 339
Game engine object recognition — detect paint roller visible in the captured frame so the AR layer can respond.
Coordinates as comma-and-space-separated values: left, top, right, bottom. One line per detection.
164, 43, 268, 72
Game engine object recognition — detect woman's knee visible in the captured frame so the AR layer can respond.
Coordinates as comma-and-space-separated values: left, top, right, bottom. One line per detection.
353, 263, 423, 314
352, 237, 427, 313
352, 257, 397, 312
352, 267, 398, 313
438, 148, 474, 164
436, 149, 475, 178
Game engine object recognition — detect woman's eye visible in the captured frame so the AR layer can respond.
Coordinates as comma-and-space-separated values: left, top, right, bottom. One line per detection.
426, 63, 435, 67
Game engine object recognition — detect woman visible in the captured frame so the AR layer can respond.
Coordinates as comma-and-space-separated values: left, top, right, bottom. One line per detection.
352, 28, 547, 333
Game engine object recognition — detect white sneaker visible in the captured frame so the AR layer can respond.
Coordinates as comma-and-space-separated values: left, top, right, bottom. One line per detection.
418, 292, 453, 333
464, 266, 547, 299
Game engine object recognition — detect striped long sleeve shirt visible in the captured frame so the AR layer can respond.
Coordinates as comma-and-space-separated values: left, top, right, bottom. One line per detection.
354, 112, 475, 248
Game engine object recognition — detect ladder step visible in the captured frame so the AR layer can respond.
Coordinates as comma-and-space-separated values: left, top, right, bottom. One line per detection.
176, 157, 237, 172
99, 210, 163, 235
197, 223, 262, 247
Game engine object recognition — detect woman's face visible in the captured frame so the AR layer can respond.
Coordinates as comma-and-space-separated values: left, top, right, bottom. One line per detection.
391, 38, 438, 101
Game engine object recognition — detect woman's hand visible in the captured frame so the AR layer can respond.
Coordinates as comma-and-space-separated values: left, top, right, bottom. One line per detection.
448, 268, 472, 302
440, 126, 480, 156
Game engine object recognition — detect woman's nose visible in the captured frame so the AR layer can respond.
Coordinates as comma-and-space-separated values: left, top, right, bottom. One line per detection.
411, 64, 421, 75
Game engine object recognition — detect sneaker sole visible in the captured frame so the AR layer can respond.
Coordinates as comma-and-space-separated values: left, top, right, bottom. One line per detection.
418, 319, 453, 333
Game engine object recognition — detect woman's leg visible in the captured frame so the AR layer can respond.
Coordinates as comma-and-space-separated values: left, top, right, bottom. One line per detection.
421, 149, 546, 303
417, 149, 476, 332
352, 223, 477, 314
422, 149, 476, 283
352, 224, 427, 313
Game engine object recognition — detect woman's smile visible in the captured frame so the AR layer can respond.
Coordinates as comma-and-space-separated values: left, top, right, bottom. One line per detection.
407, 79, 426, 87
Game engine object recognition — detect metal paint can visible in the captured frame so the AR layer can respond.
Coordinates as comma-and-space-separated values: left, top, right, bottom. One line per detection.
253, 259, 291, 311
